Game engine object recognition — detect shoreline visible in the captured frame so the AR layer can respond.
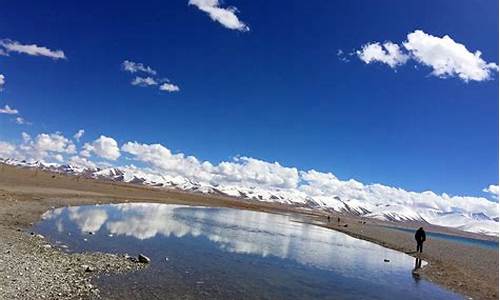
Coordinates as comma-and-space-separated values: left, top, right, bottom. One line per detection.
0, 164, 498, 299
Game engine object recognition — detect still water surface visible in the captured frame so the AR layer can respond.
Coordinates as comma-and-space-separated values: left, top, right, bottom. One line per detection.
34, 203, 462, 299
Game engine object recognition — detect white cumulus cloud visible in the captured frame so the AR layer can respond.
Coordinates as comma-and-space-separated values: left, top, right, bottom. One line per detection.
0, 39, 66, 60
0, 74, 5, 90
122, 61, 180, 93
68, 155, 97, 169
0, 104, 18, 114
159, 82, 180, 92
15, 117, 28, 125
73, 129, 85, 142
357, 42, 409, 68
1, 132, 76, 162
122, 60, 156, 75
483, 185, 499, 200
121, 141, 298, 188
131, 76, 158, 86
189, 0, 249, 32
0, 141, 17, 159
355, 30, 498, 82
31, 133, 76, 154
82, 136, 121, 161
403, 30, 498, 82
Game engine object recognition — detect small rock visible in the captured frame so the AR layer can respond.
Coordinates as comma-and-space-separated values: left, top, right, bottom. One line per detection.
88, 232, 94, 235
82, 265, 95, 272
384, 259, 390, 262
42, 244, 52, 249
343, 224, 348, 227
138, 254, 150, 264
36, 234, 45, 239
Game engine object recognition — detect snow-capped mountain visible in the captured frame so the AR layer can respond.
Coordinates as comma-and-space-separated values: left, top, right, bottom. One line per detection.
2, 158, 498, 236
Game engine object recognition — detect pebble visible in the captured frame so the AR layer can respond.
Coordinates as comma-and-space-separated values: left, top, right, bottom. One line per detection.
0, 231, 147, 300
138, 254, 150, 264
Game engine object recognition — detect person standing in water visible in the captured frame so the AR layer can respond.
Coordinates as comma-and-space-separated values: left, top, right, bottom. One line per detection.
415, 227, 426, 253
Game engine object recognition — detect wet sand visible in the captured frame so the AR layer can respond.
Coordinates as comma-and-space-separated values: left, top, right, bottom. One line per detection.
0, 163, 498, 299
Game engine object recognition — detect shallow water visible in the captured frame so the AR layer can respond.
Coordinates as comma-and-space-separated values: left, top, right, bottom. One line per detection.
34, 203, 462, 299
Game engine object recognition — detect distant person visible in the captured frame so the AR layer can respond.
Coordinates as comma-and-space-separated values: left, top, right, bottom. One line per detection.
327, 215, 331, 222
414, 227, 426, 253
337, 217, 340, 224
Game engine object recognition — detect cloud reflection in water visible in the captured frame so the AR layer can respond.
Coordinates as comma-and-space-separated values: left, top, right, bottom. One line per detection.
42, 203, 416, 276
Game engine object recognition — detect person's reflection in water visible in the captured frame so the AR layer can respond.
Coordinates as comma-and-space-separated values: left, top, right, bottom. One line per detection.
414, 257, 422, 269
412, 257, 423, 282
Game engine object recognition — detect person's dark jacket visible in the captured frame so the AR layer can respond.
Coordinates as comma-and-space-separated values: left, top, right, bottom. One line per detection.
415, 228, 426, 244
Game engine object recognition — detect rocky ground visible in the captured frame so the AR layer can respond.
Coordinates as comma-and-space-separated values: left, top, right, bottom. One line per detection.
0, 228, 146, 299
0, 163, 498, 300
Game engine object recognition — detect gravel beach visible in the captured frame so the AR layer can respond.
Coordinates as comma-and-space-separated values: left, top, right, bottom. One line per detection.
0, 163, 497, 300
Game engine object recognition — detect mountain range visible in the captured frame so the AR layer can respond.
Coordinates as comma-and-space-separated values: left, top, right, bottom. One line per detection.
2, 158, 498, 236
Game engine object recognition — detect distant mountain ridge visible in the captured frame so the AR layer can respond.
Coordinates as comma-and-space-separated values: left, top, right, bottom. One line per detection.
2, 158, 498, 236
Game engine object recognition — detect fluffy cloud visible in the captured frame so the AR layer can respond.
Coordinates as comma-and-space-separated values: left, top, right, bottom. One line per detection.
0, 39, 66, 60
122, 60, 156, 75
0, 104, 18, 114
68, 155, 97, 169
0, 74, 5, 90
121, 141, 210, 180
356, 42, 409, 68
189, 0, 249, 32
122, 61, 180, 93
73, 129, 85, 142
30, 133, 76, 154
483, 185, 499, 200
298, 169, 498, 222
159, 82, 180, 92
131, 76, 158, 86
212, 157, 299, 189
121, 142, 298, 188
403, 30, 498, 82
82, 136, 120, 161
15, 116, 27, 125
0, 141, 17, 159
0, 132, 76, 162
0, 104, 30, 125
356, 30, 498, 82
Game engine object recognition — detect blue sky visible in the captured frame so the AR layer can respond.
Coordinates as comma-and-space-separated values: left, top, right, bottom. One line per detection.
0, 0, 498, 198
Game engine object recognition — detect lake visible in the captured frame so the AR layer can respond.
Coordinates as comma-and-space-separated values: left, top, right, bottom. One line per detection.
34, 203, 462, 299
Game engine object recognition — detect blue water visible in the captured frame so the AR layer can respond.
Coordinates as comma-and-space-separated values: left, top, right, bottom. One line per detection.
34, 203, 462, 300
384, 226, 498, 250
